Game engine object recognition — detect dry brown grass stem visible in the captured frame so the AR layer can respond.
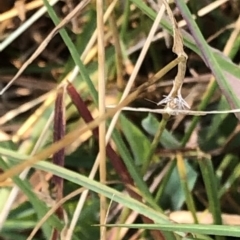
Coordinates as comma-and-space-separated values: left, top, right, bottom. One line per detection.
96, 0, 107, 239
0, 0, 44, 22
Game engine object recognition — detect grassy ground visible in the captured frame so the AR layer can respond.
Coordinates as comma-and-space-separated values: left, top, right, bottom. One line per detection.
0, 0, 240, 240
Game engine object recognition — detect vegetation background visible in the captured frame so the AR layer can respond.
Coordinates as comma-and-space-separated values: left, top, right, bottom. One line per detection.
0, 0, 240, 240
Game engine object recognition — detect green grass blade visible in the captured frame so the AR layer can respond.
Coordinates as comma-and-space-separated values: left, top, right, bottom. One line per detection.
104, 223, 240, 237
198, 158, 222, 226
177, 155, 198, 223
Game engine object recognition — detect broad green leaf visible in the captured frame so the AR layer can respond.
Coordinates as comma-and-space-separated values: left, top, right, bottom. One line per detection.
120, 115, 151, 165
142, 113, 180, 149
160, 160, 197, 210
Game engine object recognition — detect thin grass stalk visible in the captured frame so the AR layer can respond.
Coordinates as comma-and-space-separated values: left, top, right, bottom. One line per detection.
0, 0, 45, 22
205, 96, 229, 141
96, 0, 107, 238
114, 207, 131, 240
154, 160, 175, 202
198, 158, 223, 225
176, 153, 198, 223
216, 154, 233, 182
120, 0, 130, 39
13, 95, 55, 142
141, 115, 168, 174
107, 0, 124, 90
181, 79, 218, 146
219, 162, 240, 198
0, 92, 50, 125
103, 223, 240, 237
